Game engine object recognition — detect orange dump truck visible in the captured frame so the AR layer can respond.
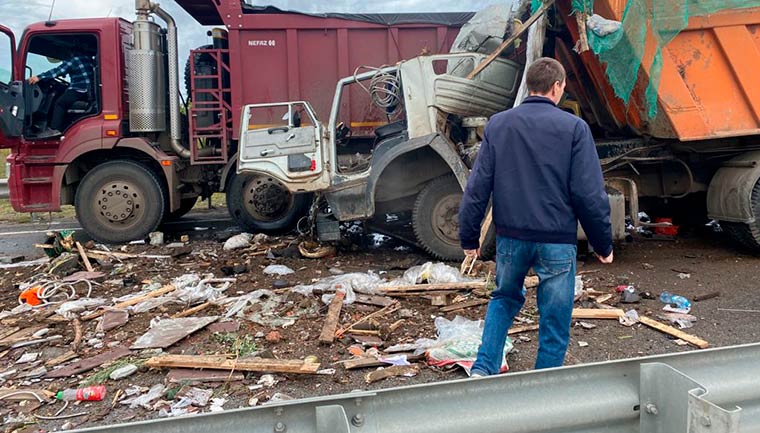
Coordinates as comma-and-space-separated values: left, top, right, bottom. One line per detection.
546, 0, 760, 250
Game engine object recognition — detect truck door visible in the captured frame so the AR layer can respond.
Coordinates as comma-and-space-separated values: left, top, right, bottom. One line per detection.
0, 25, 24, 139
238, 101, 329, 191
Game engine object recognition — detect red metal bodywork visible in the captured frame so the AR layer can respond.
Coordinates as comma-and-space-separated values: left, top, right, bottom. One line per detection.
177, 1, 464, 140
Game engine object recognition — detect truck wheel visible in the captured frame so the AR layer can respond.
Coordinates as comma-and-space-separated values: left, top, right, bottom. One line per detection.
721, 179, 760, 252
413, 174, 495, 261
75, 160, 165, 244
164, 197, 199, 222
227, 173, 312, 234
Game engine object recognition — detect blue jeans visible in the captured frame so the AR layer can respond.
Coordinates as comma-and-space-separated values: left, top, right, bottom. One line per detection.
472, 236, 577, 374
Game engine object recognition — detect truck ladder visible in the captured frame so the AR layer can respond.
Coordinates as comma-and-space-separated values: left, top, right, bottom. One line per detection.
188, 47, 232, 165
70, 342, 760, 433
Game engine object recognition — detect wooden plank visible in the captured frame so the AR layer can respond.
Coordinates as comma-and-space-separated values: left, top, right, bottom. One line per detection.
75, 241, 94, 273
44, 350, 78, 368
83, 284, 176, 321
354, 294, 395, 307
171, 301, 212, 319
466, 0, 556, 80
46, 346, 132, 378
572, 308, 625, 319
379, 282, 487, 293
508, 324, 540, 335
595, 294, 614, 304
344, 354, 425, 370
365, 365, 419, 384
144, 355, 320, 374
320, 291, 345, 345
439, 298, 489, 313
638, 316, 709, 349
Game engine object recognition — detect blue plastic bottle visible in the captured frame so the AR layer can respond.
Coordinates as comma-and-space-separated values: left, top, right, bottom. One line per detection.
660, 291, 691, 310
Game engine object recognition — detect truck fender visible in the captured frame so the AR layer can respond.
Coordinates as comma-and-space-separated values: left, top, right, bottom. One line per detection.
114, 138, 181, 212
220, 152, 238, 192
707, 150, 760, 223
366, 133, 468, 215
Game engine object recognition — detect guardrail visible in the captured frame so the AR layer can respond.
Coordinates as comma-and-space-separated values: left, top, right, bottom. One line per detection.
0, 162, 8, 199
70, 343, 759, 433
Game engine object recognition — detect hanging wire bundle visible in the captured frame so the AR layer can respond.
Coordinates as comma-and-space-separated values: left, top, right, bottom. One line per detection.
354, 66, 403, 117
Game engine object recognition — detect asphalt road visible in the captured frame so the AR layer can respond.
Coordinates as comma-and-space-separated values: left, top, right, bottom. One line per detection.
0, 209, 238, 260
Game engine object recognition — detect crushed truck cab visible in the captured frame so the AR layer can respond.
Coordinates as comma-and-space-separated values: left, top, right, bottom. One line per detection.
238, 52, 627, 259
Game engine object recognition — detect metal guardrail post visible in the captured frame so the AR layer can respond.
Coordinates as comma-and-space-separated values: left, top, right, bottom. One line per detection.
68, 343, 760, 433
0, 162, 9, 200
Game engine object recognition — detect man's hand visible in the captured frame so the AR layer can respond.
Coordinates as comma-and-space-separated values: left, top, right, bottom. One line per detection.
597, 250, 614, 264
27, 76, 40, 85
464, 248, 480, 259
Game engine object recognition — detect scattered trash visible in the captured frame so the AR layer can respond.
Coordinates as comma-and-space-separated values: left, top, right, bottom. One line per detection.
642, 263, 655, 270
122, 384, 166, 409
298, 241, 336, 259
619, 310, 640, 327
365, 365, 419, 384
578, 322, 597, 330
16, 353, 40, 364
619, 286, 641, 304
149, 232, 164, 246
131, 316, 219, 349
673, 339, 690, 346
415, 316, 512, 375
574, 276, 584, 296
578, 341, 589, 347
660, 291, 691, 312
224, 233, 253, 250
56, 385, 106, 402
209, 398, 227, 412
379, 354, 412, 366
586, 14, 621, 37
109, 364, 139, 380
694, 291, 720, 302
258, 374, 277, 388
677, 273, 691, 280
266, 393, 293, 404
265, 331, 282, 343
263, 264, 295, 276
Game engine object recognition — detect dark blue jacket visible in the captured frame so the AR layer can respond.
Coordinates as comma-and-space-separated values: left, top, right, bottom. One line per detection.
459, 96, 613, 256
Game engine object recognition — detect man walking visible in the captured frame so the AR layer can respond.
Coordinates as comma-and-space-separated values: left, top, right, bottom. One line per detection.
459, 57, 613, 375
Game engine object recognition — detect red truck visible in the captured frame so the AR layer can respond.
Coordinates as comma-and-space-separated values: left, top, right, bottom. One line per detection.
0, 0, 468, 243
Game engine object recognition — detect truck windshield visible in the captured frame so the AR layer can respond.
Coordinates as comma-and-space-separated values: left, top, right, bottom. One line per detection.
247, 0, 501, 13
0, 32, 11, 85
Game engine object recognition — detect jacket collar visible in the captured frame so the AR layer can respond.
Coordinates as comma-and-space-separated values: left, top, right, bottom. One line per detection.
522, 95, 557, 106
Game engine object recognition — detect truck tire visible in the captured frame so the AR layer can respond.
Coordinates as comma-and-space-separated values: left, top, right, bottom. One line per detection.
413, 174, 496, 261
164, 197, 199, 222
721, 179, 760, 253
75, 160, 165, 244
227, 173, 312, 234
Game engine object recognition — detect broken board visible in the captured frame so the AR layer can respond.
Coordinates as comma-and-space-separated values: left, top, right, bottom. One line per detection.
439, 298, 489, 312
131, 316, 218, 349
145, 355, 320, 374
571, 308, 625, 319
166, 368, 245, 384
46, 346, 131, 378
319, 291, 345, 345
638, 316, 709, 349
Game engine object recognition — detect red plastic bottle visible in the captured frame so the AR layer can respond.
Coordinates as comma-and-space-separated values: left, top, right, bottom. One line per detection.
55, 385, 106, 401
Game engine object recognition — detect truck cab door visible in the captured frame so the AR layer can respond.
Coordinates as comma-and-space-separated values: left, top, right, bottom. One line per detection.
0, 25, 24, 140
238, 101, 329, 192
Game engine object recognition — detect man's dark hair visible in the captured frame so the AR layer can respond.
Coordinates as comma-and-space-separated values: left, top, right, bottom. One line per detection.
526, 57, 566, 94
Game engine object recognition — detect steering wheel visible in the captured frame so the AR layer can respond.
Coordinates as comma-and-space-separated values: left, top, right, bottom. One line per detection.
336, 122, 351, 146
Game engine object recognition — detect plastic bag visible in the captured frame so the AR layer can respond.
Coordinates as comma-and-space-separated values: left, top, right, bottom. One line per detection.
574, 276, 584, 296
415, 315, 512, 375
122, 384, 166, 409
292, 272, 385, 304
396, 262, 473, 285
173, 274, 233, 305
224, 233, 253, 250
587, 14, 621, 37
56, 298, 107, 319
263, 265, 295, 276
219, 289, 274, 318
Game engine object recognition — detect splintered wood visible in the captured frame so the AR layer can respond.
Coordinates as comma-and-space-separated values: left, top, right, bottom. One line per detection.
638, 316, 709, 349
144, 355, 320, 374
571, 308, 625, 320
319, 291, 345, 345
83, 284, 176, 321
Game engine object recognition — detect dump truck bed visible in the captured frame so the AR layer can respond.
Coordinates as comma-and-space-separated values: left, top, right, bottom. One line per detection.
563, 1, 760, 141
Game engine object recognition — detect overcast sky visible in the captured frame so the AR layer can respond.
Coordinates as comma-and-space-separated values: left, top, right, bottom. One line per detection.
0, 0, 504, 82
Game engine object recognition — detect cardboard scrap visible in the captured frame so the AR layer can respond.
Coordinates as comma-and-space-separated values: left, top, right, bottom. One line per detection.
131, 316, 219, 349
